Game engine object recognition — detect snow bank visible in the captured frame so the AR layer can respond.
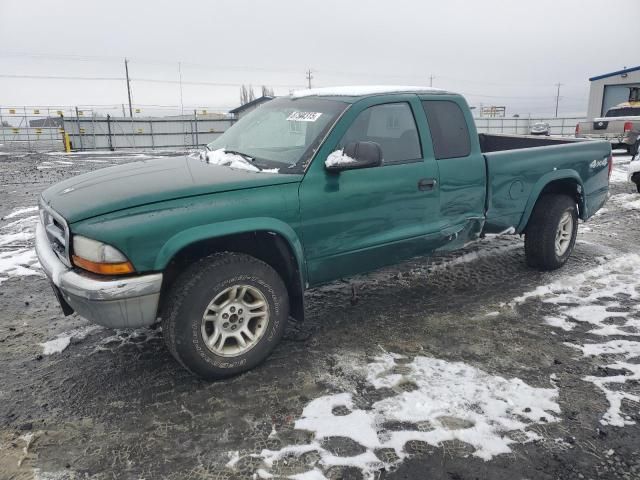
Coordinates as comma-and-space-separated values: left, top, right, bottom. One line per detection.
246, 354, 559, 479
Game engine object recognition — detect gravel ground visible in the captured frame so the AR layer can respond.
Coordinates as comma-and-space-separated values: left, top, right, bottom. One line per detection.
1, 149, 639, 480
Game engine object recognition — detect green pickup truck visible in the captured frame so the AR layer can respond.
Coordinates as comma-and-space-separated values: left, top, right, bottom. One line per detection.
37, 86, 611, 378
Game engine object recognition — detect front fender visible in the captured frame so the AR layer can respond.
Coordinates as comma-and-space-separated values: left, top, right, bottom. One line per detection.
516, 170, 585, 233
154, 217, 307, 281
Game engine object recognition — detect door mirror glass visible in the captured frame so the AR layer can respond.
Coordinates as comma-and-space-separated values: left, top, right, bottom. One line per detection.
325, 141, 383, 172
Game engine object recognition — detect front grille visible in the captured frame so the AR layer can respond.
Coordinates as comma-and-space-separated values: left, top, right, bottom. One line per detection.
39, 201, 71, 267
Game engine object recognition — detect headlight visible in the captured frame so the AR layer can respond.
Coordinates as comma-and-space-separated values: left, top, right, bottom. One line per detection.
72, 235, 135, 275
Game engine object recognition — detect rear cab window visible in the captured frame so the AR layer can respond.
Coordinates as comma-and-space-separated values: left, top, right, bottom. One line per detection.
338, 102, 422, 164
421, 100, 471, 160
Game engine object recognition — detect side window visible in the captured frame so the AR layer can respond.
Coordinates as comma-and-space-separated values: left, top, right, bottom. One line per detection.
339, 103, 421, 164
421, 100, 471, 160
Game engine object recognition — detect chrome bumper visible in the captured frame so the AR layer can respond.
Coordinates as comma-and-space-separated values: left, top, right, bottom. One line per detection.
35, 221, 163, 328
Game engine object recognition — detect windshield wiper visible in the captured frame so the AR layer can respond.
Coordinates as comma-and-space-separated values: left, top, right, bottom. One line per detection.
223, 149, 263, 171
223, 149, 254, 162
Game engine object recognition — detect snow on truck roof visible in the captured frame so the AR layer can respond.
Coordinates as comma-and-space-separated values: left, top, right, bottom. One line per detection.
291, 85, 451, 98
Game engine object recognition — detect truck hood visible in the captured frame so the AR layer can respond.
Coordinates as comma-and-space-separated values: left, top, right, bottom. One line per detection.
41, 155, 302, 223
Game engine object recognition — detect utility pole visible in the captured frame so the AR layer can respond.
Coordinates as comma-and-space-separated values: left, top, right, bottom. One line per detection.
305, 69, 313, 89
178, 62, 184, 116
429, 74, 435, 87
124, 58, 133, 118
554, 82, 563, 118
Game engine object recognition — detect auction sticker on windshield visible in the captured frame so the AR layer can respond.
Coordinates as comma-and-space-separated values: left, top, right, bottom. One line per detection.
287, 111, 322, 122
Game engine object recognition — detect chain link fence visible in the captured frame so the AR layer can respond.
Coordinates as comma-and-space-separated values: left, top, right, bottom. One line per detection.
0, 106, 236, 153
1, 105, 585, 153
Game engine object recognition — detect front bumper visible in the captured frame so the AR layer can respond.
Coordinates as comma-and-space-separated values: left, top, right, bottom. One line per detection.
35, 221, 162, 329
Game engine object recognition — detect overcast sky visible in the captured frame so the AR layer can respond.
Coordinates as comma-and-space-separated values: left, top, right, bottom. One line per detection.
1, 0, 638, 117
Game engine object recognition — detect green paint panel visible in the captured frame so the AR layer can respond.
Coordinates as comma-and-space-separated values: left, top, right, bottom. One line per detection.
41, 90, 612, 290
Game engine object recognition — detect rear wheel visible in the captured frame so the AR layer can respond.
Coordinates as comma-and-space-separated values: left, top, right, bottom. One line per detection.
525, 194, 578, 271
161, 252, 289, 379
630, 140, 639, 158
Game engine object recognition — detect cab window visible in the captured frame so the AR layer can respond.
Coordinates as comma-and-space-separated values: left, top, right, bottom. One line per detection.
339, 103, 422, 164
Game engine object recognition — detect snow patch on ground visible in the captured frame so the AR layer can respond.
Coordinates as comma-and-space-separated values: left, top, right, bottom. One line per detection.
609, 193, 640, 211
39, 325, 103, 355
429, 243, 520, 273
4, 206, 38, 219
237, 353, 559, 479
516, 254, 640, 427
0, 210, 40, 284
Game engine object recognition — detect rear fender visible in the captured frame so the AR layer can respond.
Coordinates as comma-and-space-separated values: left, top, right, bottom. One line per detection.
516, 170, 585, 233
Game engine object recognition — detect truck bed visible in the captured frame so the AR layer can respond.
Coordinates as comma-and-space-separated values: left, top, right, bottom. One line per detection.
479, 133, 574, 153
479, 134, 610, 234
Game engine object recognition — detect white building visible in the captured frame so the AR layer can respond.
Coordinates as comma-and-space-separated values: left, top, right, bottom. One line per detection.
586, 65, 640, 119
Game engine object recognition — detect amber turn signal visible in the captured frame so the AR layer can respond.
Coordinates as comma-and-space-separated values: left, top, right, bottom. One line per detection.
72, 255, 135, 275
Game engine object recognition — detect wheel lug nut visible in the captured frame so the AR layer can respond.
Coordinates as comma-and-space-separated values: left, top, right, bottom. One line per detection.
222, 313, 228, 319
231, 325, 237, 330
230, 306, 236, 313
239, 318, 244, 323
238, 309, 243, 314
223, 322, 229, 328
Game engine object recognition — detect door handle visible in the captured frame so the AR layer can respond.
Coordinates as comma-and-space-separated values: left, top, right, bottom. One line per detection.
418, 178, 437, 191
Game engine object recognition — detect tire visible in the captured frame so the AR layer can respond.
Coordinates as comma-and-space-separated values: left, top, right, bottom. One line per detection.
161, 252, 289, 379
636, 182, 640, 194
524, 194, 578, 271
630, 140, 639, 158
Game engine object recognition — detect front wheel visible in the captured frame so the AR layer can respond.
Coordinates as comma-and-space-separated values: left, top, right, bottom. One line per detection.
161, 252, 289, 379
524, 194, 578, 271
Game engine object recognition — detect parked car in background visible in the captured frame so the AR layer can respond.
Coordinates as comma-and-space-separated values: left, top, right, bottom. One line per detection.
576, 102, 640, 155
628, 157, 640, 192
36, 86, 612, 379
530, 122, 551, 136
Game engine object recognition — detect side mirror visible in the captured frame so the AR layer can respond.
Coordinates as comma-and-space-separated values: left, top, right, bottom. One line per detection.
325, 141, 383, 172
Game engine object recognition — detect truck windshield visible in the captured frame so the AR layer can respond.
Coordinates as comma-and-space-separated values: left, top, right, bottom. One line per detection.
605, 107, 640, 117
207, 97, 348, 172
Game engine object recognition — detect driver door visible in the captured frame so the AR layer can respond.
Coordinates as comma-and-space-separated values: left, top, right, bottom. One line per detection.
298, 97, 441, 286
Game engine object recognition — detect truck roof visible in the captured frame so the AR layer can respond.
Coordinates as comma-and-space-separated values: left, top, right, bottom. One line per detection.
291, 85, 455, 101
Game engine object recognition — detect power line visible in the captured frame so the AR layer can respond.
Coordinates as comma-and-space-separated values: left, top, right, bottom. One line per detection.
0, 73, 125, 81
0, 73, 304, 89
0, 50, 590, 92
